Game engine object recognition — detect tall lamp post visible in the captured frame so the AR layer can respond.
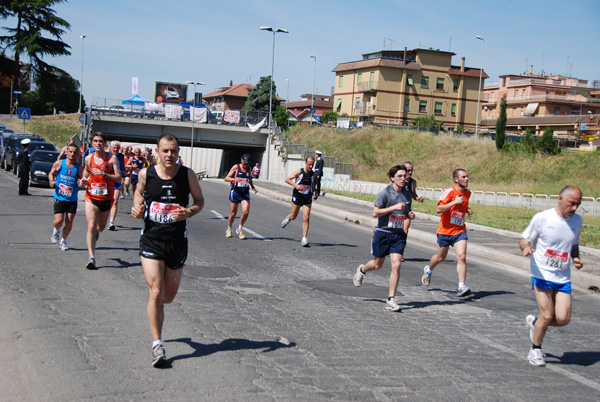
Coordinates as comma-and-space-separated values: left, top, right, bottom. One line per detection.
310, 55, 316, 125
260, 26, 288, 181
475, 35, 485, 136
285, 79, 289, 112
185, 81, 205, 169
78, 35, 86, 113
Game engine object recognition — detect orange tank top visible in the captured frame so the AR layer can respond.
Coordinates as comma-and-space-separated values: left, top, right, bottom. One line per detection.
436, 186, 471, 236
86, 153, 114, 201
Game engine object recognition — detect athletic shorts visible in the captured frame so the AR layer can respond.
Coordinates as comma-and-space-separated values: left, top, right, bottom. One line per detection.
437, 231, 468, 248
130, 174, 139, 185
114, 181, 122, 191
229, 189, 250, 203
292, 193, 312, 206
531, 276, 571, 294
54, 199, 77, 215
139, 235, 187, 270
85, 196, 112, 212
371, 229, 407, 258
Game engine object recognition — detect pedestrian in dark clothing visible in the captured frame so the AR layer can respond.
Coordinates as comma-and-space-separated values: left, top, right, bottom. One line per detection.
18, 139, 31, 195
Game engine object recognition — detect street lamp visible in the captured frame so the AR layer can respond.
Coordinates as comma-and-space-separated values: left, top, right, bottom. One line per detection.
310, 55, 316, 125
260, 26, 288, 180
285, 79, 289, 112
185, 81, 205, 169
475, 35, 485, 136
78, 35, 86, 113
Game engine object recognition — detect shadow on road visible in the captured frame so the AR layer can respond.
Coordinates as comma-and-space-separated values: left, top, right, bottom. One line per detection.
546, 351, 600, 367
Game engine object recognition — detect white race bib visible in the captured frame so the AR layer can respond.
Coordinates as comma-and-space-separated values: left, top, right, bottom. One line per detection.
149, 201, 179, 224
388, 212, 405, 229
89, 182, 108, 196
450, 211, 465, 226
58, 183, 73, 198
298, 184, 311, 195
236, 178, 250, 188
544, 249, 568, 269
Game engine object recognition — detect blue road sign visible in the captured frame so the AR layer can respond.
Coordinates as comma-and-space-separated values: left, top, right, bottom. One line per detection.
18, 107, 31, 120
13, 90, 22, 95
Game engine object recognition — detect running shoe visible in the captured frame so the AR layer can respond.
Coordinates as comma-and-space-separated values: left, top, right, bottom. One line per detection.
152, 344, 167, 368
85, 256, 96, 270
527, 348, 545, 366
236, 228, 246, 240
59, 238, 69, 251
421, 266, 431, 287
119, 194, 124, 200
526, 315, 538, 343
457, 284, 472, 297
225, 228, 232, 238
281, 215, 290, 228
386, 297, 402, 312
51, 229, 60, 244
300, 237, 309, 247
126, 191, 131, 197
108, 223, 116, 231
353, 264, 365, 287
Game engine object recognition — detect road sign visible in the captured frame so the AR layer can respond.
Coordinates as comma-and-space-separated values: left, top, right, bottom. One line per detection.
13, 90, 22, 95
79, 113, 90, 126
18, 107, 31, 120
310, 108, 316, 115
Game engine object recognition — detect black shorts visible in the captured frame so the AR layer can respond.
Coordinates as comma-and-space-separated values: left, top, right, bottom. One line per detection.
54, 199, 78, 215
89, 198, 111, 212
139, 235, 187, 270
292, 193, 312, 206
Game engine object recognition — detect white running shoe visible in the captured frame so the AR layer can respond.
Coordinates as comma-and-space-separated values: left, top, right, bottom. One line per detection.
51, 229, 59, 244
457, 284, 472, 297
528, 348, 545, 366
85, 256, 96, 270
526, 315, 537, 343
152, 344, 167, 368
225, 228, 232, 238
59, 238, 68, 251
422, 266, 431, 287
300, 237, 309, 247
353, 264, 365, 287
281, 215, 290, 228
386, 297, 402, 312
236, 228, 246, 240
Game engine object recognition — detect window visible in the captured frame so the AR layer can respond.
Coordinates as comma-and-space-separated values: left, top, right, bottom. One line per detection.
434, 102, 443, 115
339, 76, 344, 87
404, 99, 410, 112
370, 72, 375, 84
335, 99, 342, 111
357, 73, 362, 84
436, 78, 444, 90
451, 103, 457, 116
419, 101, 427, 113
554, 107, 560, 116
502, 77, 506, 87
407, 74, 414, 86
355, 97, 361, 109
421, 76, 429, 88
453, 78, 459, 91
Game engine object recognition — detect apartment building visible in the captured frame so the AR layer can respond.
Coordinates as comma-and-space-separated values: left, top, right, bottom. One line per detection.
203, 82, 255, 114
283, 94, 333, 123
331, 48, 487, 129
481, 69, 600, 120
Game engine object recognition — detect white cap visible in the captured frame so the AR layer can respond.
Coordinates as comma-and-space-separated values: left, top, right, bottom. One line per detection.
315, 150, 322, 155
21, 138, 31, 145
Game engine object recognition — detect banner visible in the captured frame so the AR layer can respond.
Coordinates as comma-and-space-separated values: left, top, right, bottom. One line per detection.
224, 110, 240, 124
190, 106, 207, 123
248, 116, 267, 132
165, 104, 183, 119
132, 77, 138, 95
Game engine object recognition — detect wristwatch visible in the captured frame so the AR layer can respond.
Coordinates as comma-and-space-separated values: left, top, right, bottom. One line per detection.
188, 208, 194, 217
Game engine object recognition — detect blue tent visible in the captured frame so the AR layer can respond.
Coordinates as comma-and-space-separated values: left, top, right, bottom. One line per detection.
122, 94, 150, 105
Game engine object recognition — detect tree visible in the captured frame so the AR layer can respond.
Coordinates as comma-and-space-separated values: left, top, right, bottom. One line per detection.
243, 76, 279, 113
520, 128, 536, 153
412, 115, 441, 132
536, 126, 561, 155
273, 105, 289, 131
320, 110, 339, 125
495, 96, 507, 150
0, 0, 71, 91
21, 65, 82, 114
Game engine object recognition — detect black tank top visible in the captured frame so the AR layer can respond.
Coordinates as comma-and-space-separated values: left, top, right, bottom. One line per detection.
141, 165, 190, 240
292, 168, 314, 197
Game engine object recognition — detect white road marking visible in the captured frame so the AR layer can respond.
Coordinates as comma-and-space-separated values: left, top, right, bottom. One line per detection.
210, 210, 272, 241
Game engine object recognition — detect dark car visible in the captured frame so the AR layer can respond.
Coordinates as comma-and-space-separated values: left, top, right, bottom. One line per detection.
29, 150, 60, 186
3, 133, 45, 173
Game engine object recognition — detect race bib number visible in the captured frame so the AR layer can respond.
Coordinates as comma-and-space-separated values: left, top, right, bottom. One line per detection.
298, 184, 311, 195
58, 183, 73, 198
388, 212, 405, 229
545, 249, 568, 268
236, 178, 250, 188
450, 211, 465, 226
89, 182, 108, 196
149, 202, 179, 224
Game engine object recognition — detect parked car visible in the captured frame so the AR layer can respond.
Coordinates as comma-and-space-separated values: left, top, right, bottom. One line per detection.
3, 133, 45, 173
29, 149, 60, 186
164, 86, 181, 101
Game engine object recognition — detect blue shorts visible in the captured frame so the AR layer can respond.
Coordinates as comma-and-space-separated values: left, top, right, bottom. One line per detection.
229, 189, 250, 203
437, 231, 468, 248
114, 181, 122, 190
371, 230, 407, 258
531, 277, 571, 294
130, 174, 139, 185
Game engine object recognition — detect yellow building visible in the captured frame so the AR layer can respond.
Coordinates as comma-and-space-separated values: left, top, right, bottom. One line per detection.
332, 48, 487, 130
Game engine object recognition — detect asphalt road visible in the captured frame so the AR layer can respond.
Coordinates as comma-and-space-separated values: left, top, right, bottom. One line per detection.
1, 172, 599, 401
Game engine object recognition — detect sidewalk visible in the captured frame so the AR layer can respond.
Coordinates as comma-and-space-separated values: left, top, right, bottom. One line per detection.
243, 179, 600, 294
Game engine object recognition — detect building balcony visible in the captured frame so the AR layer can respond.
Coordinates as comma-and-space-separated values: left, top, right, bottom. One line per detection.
483, 93, 592, 104
354, 102, 376, 116
357, 81, 380, 92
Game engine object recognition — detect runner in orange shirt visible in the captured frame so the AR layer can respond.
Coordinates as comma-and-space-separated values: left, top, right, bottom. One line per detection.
421, 168, 473, 296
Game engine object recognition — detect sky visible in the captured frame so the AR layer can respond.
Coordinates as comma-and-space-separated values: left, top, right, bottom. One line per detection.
4, 0, 600, 107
